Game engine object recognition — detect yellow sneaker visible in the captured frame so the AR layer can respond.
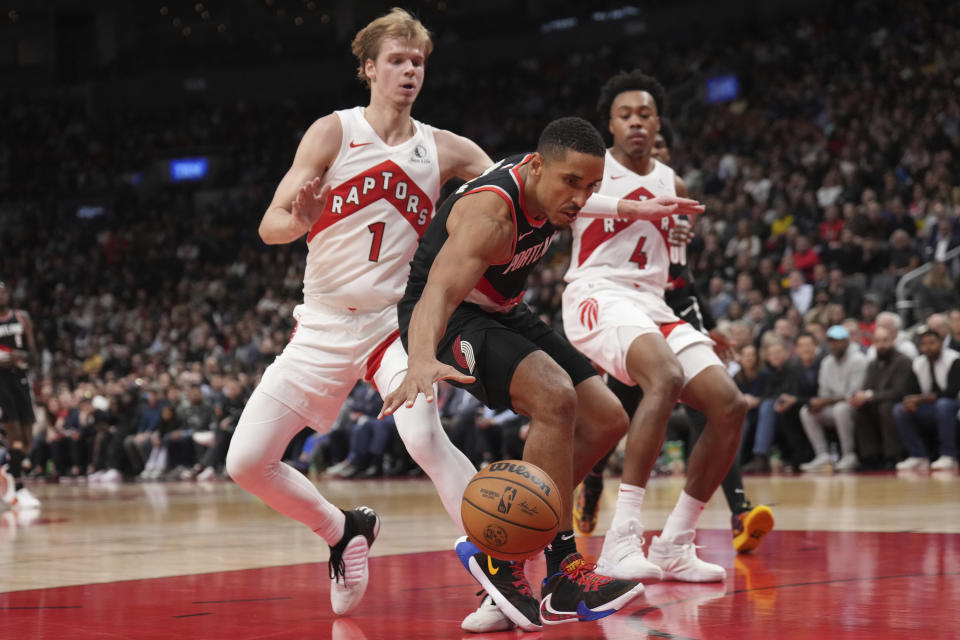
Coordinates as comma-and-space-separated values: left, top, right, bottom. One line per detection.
732, 505, 774, 554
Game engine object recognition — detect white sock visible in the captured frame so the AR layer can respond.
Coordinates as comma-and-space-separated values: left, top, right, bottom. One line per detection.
659, 491, 707, 542
609, 483, 646, 532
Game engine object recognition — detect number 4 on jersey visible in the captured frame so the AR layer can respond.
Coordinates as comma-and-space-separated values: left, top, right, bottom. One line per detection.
630, 236, 647, 269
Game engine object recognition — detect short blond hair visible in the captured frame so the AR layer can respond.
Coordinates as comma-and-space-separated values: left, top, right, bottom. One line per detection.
351, 8, 433, 87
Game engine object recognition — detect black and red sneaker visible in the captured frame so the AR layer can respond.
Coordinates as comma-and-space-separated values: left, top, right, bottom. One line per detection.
539, 552, 644, 624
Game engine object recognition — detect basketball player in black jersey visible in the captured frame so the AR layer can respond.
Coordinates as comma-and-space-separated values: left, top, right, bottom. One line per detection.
0, 281, 41, 509
382, 118, 701, 629
573, 121, 774, 553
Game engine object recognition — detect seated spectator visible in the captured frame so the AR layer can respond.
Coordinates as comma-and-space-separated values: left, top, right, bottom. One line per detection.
122, 387, 164, 476
916, 261, 960, 318
327, 382, 398, 478
924, 218, 960, 264
858, 294, 880, 346
734, 344, 768, 466
195, 379, 245, 480
945, 309, 960, 354
888, 229, 921, 277
848, 326, 912, 470
893, 329, 960, 471
787, 270, 814, 315
169, 384, 216, 478
790, 235, 821, 282
799, 325, 868, 471
804, 288, 833, 328
725, 219, 761, 261
742, 335, 817, 472
708, 275, 734, 321
867, 311, 919, 360
140, 404, 181, 480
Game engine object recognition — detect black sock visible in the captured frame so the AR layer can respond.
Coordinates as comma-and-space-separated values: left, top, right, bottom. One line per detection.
544, 530, 577, 577
583, 468, 604, 492
721, 463, 752, 515
9, 449, 24, 491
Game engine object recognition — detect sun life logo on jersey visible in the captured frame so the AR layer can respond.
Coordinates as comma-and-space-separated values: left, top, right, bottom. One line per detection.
453, 335, 476, 373
578, 297, 599, 331
411, 143, 430, 164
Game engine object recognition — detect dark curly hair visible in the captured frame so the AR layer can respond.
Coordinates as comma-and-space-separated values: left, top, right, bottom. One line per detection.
596, 70, 667, 128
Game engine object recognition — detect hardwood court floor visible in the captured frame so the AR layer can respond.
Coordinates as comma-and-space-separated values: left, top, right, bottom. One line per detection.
1, 472, 959, 639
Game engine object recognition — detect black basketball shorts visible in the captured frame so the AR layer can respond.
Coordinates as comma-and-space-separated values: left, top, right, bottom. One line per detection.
0, 371, 35, 425
399, 302, 597, 412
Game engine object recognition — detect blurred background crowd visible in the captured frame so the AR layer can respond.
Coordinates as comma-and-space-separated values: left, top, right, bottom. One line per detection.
2, 0, 959, 483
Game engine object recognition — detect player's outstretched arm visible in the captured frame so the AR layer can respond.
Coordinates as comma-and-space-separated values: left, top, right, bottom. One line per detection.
259, 114, 342, 245
579, 193, 705, 220
380, 192, 514, 417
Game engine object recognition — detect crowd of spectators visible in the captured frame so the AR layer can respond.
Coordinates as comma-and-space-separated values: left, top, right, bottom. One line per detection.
2, 0, 960, 482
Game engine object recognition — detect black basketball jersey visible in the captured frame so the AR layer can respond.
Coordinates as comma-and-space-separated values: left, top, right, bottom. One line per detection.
404, 153, 556, 312
0, 310, 28, 369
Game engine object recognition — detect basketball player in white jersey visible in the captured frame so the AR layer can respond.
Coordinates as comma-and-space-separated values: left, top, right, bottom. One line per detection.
562, 70, 747, 583
225, 11, 702, 619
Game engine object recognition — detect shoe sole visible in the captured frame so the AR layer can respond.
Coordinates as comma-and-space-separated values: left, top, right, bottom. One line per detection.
455, 537, 542, 632
734, 506, 775, 554
539, 580, 645, 625
330, 514, 380, 616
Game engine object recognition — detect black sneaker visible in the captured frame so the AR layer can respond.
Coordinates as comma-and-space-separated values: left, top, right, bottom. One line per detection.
329, 506, 380, 615
573, 476, 603, 535
539, 552, 644, 624
455, 536, 541, 631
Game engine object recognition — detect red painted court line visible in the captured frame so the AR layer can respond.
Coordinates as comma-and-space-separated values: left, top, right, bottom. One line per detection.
2, 530, 959, 639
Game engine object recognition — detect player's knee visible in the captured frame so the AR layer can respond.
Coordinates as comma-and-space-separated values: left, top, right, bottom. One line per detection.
530, 382, 578, 429
644, 362, 684, 404
225, 444, 259, 487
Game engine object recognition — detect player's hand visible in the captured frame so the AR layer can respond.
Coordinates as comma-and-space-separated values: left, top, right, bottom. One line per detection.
617, 195, 705, 221
379, 358, 475, 418
291, 177, 331, 234
709, 328, 735, 364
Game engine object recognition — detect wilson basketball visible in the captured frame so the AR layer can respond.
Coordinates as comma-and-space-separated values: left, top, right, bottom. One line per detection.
461, 460, 561, 561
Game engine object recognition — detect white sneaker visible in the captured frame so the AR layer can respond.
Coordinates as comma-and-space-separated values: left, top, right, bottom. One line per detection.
100, 468, 123, 483
461, 594, 516, 633
799, 453, 833, 472
647, 532, 725, 582
596, 518, 664, 582
895, 457, 930, 472
835, 453, 860, 472
930, 456, 958, 471
196, 466, 217, 481
0, 464, 15, 506
12, 487, 41, 510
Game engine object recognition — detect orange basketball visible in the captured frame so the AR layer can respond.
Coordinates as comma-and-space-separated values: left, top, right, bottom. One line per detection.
461, 460, 561, 561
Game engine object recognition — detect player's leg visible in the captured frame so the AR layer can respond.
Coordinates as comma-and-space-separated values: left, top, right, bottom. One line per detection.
647, 345, 746, 581
573, 377, 640, 536
687, 405, 775, 552
226, 318, 378, 616
373, 338, 476, 532
1, 378, 39, 508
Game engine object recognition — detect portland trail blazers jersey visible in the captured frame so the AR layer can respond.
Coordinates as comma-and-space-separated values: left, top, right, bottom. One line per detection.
404, 154, 556, 313
0, 310, 28, 370
302, 106, 441, 311
565, 151, 680, 296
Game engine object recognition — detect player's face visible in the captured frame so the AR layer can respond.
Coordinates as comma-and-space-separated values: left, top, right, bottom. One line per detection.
609, 90, 659, 156
532, 150, 604, 228
651, 133, 670, 163
366, 38, 425, 106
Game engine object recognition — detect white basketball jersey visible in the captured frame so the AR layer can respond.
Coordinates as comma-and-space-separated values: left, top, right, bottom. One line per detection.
565, 151, 678, 296
302, 106, 441, 311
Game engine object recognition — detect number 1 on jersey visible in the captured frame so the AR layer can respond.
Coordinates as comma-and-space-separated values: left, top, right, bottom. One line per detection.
630, 236, 648, 269
367, 222, 385, 262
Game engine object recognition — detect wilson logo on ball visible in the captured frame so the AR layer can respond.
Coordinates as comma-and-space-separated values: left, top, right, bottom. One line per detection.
487, 462, 552, 497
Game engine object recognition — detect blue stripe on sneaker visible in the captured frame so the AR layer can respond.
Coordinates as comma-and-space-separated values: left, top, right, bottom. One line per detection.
455, 536, 480, 570
576, 601, 617, 622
